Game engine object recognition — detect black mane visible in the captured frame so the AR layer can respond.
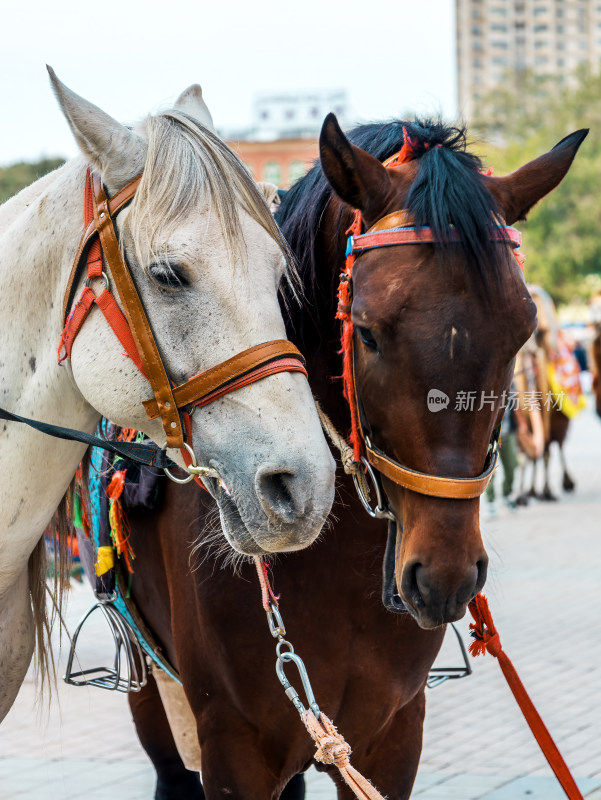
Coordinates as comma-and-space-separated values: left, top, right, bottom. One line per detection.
277, 118, 508, 293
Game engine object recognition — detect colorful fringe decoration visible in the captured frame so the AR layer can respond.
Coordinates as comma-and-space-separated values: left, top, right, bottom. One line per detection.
106, 469, 135, 573
337, 209, 364, 463
385, 127, 418, 167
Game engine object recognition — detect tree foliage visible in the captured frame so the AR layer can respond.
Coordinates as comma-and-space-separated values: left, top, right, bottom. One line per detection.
471, 68, 601, 305
0, 158, 65, 205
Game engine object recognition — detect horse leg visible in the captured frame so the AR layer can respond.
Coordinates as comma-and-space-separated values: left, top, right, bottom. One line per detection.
528, 458, 538, 498
0, 568, 34, 722
128, 672, 204, 800
515, 458, 529, 506
281, 774, 305, 799
541, 447, 557, 501
559, 443, 575, 492
333, 691, 427, 800
199, 722, 299, 800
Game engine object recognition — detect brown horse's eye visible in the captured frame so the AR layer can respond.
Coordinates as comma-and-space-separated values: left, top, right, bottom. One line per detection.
357, 326, 378, 350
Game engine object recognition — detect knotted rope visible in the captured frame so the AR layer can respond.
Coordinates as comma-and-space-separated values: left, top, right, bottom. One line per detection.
302, 710, 386, 800
314, 401, 371, 502
469, 594, 584, 800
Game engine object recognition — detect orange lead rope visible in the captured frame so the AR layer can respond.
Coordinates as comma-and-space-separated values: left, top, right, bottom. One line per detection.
469, 594, 584, 800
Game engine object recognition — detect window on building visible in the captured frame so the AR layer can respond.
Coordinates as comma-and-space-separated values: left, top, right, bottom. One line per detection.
534, 24, 548, 32
492, 40, 508, 48
263, 162, 281, 185
491, 6, 507, 14
492, 57, 508, 65
515, 2, 525, 13
288, 161, 306, 184
535, 55, 549, 65
472, 25, 483, 34
491, 23, 507, 31
260, 111, 269, 120
285, 109, 295, 120
534, 6, 548, 14
472, 58, 483, 67
535, 40, 548, 48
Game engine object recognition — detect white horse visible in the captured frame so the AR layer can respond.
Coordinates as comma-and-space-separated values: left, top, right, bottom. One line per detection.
0, 70, 335, 722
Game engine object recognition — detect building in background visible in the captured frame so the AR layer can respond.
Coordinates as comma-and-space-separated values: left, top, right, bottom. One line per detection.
456, 0, 601, 119
224, 90, 350, 188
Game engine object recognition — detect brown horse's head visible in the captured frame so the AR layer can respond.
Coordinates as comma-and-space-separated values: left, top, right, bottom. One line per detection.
319, 116, 587, 628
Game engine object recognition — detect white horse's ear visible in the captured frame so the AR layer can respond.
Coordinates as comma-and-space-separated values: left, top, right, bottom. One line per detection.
256, 182, 281, 215
173, 85, 215, 132
47, 65, 146, 193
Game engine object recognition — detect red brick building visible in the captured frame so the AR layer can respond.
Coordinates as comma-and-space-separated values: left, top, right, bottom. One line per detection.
227, 137, 318, 189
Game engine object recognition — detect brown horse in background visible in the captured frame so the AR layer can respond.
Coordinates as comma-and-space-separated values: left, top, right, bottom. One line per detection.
592, 324, 601, 418
515, 286, 579, 501
104, 119, 587, 799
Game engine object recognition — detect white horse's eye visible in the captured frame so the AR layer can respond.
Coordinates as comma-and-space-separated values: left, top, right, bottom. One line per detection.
149, 262, 189, 290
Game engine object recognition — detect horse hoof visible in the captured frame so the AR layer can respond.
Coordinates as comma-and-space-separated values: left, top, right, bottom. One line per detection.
155, 777, 205, 800
540, 489, 558, 502
515, 495, 529, 507
563, 477, 576, 492
527, 488, 537, 498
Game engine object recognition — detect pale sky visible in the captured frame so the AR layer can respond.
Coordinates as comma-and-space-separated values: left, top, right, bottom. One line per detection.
0, 0, 457, 166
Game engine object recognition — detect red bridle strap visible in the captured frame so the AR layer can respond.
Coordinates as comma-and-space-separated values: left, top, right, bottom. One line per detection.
143, 341, 307, 420
351, 221, 522, 255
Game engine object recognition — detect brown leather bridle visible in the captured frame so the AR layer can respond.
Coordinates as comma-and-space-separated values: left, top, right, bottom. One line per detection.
59, 168, 308, 477
339, 206, 522, 510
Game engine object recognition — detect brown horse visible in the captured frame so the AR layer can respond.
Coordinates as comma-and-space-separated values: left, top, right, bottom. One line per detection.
515, 286, 580, 501
592, 324, 601, 418
108, 118, 586, 799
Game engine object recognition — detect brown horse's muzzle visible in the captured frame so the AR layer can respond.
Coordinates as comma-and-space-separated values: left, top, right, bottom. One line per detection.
394, 495, 489, 629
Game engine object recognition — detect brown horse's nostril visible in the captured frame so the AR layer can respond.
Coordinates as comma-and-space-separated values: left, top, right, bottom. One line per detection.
401, 557, 487, 626
400, 560, 426, 610
475, 557, 489, 597
255, 466, 302, 524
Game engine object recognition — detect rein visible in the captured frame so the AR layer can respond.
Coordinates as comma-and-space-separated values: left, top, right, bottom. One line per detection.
52, 167, 307, 479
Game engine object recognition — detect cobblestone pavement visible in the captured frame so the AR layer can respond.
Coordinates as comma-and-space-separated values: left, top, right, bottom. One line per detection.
0, 406, 600, 799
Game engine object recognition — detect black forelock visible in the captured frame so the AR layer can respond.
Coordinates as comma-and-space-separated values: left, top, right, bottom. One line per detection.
277, 118, 511, 296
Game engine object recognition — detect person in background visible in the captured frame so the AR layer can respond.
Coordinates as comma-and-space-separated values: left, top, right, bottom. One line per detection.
486, 403, 519, 515
573, 340, 588, 373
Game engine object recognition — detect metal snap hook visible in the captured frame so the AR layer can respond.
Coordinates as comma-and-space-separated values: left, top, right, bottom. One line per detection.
276, 650, 321, 719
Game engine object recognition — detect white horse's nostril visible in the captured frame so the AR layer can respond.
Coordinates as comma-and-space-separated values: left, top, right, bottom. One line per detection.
255, 465, 303, 524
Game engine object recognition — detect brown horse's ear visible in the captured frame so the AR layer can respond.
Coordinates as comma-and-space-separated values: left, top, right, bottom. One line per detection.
319, 113, 392, 220
488, 129, 588, 225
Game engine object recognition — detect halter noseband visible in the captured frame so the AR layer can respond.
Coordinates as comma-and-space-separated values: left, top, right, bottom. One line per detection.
59, 168, 307, 477
338, 187, 521, 503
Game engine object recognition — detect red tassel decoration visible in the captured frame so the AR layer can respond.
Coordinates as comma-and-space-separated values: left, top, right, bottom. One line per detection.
107, 469, 135, 573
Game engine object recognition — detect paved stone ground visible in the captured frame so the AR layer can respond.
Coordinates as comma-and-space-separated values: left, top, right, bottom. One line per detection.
0, 405, 600, 799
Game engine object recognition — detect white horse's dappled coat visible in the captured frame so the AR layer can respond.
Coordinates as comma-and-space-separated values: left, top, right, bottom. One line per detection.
0, 71, 335, 721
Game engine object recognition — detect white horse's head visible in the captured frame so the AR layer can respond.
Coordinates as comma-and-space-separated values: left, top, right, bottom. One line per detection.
49, 69, 335, 555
